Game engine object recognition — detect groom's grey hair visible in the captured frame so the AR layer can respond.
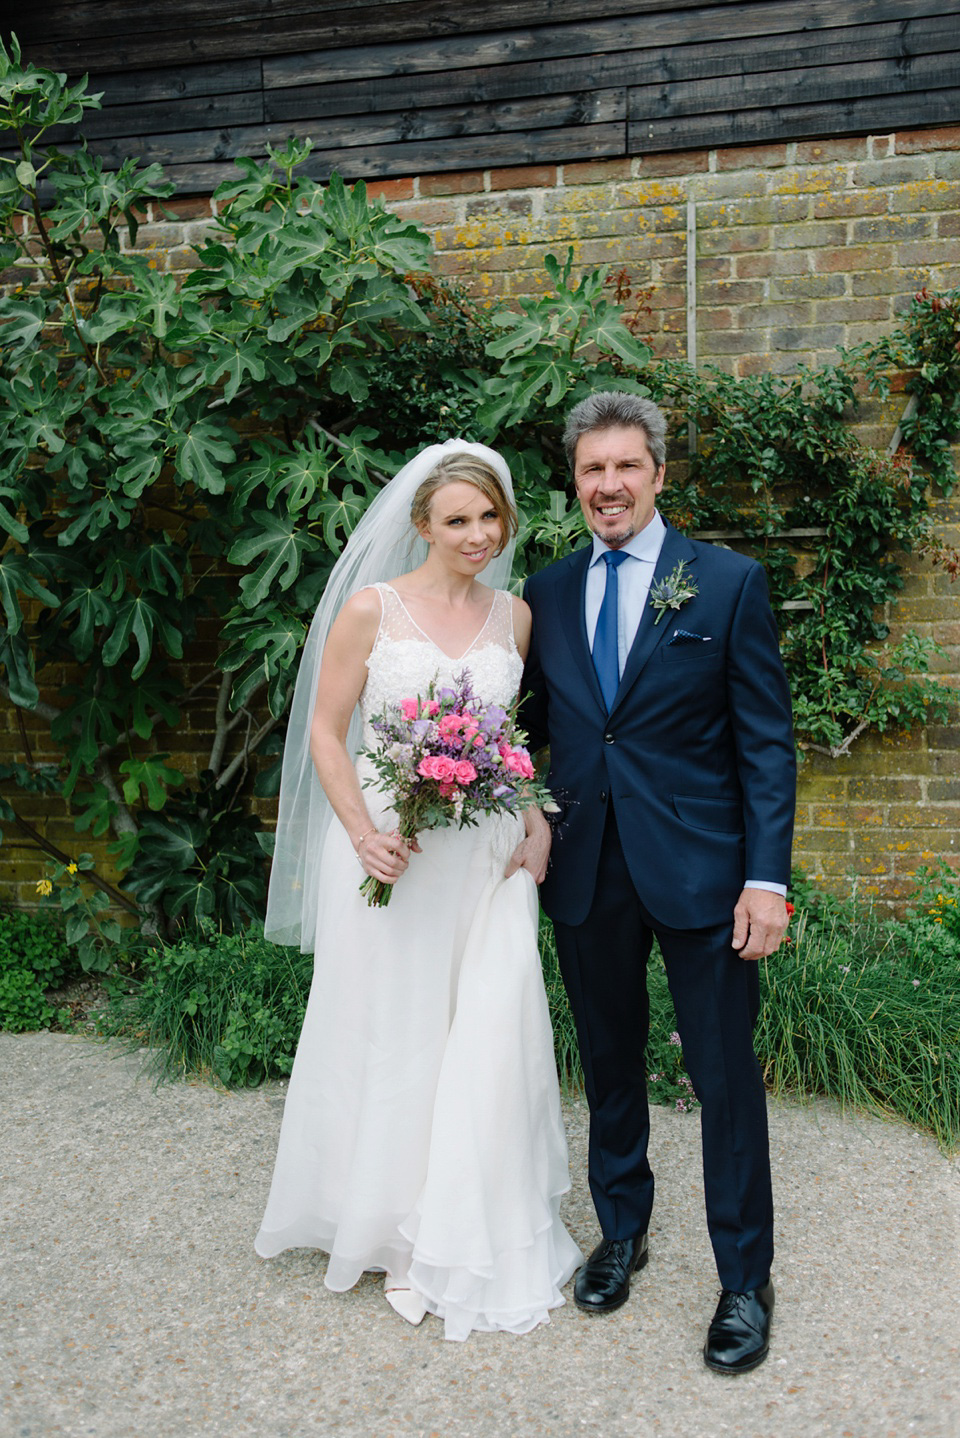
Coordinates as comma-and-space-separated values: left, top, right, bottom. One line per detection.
563, 392, 668, 474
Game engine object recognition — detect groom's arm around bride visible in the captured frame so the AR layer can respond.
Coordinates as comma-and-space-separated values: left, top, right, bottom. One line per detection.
522, 391, 796, 1374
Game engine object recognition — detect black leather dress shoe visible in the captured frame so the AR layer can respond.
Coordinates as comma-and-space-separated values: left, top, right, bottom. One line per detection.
574, 1234, 649, 1313
703, 1278, 774, 1373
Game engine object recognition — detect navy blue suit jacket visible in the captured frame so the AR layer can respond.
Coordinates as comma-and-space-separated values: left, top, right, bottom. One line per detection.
521, 521, 796, 930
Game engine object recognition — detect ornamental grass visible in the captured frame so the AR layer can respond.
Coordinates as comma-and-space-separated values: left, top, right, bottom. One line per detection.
86, 868, 960, 1151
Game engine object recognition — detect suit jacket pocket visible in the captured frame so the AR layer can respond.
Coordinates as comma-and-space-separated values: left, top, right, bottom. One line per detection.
672, 794, 743, 833
660, 641, 722, 664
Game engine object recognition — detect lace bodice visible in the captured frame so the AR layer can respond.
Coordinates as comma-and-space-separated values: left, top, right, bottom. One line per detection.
360, 585, 522, 738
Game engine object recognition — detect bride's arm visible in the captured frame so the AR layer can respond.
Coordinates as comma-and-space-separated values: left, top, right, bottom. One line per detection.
310, 589, 413, 887
504, 595, 552, 883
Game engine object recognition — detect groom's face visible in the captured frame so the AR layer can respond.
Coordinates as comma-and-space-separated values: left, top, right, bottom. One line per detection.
573, 425, 665, 549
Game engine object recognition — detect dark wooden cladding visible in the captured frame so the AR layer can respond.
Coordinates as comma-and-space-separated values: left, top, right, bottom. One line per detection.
76, 92, 627, 171
264, 16, 958, 123
17, 0, 748, 71
261, 1, 951, 89
13, 2, 960, 195
629, 87, 960, 154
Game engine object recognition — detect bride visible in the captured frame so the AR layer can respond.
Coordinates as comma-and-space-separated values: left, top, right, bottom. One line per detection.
255, 439, 581, 1340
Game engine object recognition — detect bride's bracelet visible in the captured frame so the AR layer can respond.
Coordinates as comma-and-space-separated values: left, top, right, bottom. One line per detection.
355, 827, 377, 868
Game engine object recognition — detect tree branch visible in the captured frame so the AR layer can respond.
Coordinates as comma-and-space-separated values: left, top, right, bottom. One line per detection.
803, 718, 872, 760
307, 419, 392, 485
0, 683, 61, 724
207, 671, 234, 776
9, 809, 140, 916
214, 712, 284, 792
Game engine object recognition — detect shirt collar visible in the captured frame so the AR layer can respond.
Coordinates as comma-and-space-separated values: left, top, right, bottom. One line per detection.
589, 510, 666, 567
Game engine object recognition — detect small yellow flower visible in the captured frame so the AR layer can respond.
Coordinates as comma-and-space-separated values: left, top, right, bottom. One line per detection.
67, 862, 78, 875
35, 878, 53, 896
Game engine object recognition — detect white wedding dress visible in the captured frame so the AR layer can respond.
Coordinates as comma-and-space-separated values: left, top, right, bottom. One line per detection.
255, 584, 581, 1340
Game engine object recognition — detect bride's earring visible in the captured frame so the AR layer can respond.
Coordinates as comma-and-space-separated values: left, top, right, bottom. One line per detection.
385, 1279, 428, 1326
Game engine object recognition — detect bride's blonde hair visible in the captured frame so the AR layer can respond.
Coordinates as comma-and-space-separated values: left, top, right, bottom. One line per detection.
410, 452, 517, 557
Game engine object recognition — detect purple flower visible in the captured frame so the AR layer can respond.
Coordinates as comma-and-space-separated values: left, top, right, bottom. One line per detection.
482, 706, 508, 732
669, 1031, 681, 1047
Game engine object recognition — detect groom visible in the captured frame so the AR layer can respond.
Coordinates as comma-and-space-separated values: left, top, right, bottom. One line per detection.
521, 392, 796, 1373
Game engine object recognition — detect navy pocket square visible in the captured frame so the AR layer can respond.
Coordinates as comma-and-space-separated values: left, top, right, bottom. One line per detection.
668, 628, 712, 646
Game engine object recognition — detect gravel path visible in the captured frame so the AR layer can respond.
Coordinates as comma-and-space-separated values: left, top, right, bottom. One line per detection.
2, 1031, 959, 1438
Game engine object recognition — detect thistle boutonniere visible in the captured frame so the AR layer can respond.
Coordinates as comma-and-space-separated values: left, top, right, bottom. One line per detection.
649, 560, 698, 626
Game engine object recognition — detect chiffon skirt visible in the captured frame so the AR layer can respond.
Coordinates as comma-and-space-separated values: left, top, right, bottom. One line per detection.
254, 786, 581, 1341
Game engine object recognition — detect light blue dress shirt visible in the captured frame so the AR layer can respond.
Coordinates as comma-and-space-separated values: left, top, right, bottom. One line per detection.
584, 511, 786, 899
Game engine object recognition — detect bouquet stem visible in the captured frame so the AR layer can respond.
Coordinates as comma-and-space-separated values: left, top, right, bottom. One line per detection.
359, 822, 419, 908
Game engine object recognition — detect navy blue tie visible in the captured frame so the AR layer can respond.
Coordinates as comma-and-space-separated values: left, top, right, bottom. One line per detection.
593, 550, 628, 711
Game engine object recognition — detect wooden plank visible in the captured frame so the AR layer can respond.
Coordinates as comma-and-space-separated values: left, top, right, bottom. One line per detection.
263, 14, 958, 122
23, 0, 748, 46
628, 49, 960, 121
627, 85, 960, 151
152, 121, 628, 194
88, 120, 627, 195
23, 0, 830, 71
262, 0, 952, 89
82, 88, 626, 171
87, 58, 262, 107
49, 90, 265, 143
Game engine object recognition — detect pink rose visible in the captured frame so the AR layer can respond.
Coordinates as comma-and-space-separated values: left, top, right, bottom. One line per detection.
504, 750, 534, 779
438, 781, 456, 798
438, 714, 463, 737
423, 700, 440, 717
453, 760, 477, 785
418, 754, 456, 783
472, 734, 485, 748
399, 698, 419, 720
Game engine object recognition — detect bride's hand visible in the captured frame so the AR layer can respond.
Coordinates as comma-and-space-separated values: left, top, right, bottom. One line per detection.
358, 830, 412, 885
504, 808, 551, 884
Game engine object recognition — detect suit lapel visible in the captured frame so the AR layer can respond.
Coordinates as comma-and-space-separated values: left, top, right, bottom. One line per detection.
553, 546, 607, 714
610, 523, 697, 714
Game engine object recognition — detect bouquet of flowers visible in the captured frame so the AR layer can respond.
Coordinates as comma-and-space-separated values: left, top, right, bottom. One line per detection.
357, 670, 553, 907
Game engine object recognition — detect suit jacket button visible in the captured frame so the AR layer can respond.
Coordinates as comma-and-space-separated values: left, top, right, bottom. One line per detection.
600, 790, 607, 802
604, 733, 615, 744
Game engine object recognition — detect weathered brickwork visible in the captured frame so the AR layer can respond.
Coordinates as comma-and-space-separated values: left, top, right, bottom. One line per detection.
4, 128, 960, 911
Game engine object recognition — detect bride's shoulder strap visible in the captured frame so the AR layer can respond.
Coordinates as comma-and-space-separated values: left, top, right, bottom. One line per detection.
369, 582, 422, 643
484, 586, 515, 649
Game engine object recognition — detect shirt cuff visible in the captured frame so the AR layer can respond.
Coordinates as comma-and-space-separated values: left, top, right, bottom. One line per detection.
743, 880, 788, 897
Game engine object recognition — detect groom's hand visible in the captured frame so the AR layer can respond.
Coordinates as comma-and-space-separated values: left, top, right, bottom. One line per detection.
732, 888, 788, 960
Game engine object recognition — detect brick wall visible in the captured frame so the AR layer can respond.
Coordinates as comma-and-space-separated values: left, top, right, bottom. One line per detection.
4, 127, 960, 910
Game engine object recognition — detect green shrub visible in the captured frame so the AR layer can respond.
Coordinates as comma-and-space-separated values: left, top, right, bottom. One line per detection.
0, 906, 73, 1031
98, 878, 960, 1149
100, 925, 313, 1086
759, 874, 960, 1150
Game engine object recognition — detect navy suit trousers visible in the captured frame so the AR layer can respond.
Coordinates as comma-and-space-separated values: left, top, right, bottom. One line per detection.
552, 807, 774, 1292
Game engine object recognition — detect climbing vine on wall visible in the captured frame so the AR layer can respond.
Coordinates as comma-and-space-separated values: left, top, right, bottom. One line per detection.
0, 39, 957, 935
